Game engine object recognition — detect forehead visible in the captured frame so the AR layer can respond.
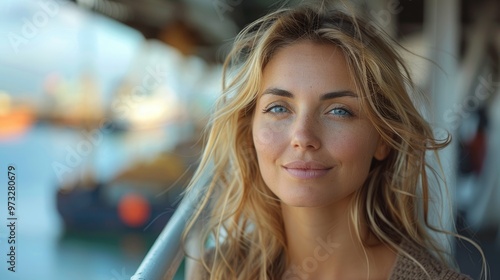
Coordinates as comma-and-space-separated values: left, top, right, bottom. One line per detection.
260, 41, 356, 94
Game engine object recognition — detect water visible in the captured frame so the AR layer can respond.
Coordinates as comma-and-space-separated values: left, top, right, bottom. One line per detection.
0, 124, 186, 280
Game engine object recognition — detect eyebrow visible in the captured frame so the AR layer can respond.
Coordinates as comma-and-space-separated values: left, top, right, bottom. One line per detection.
262, 88, 357, 100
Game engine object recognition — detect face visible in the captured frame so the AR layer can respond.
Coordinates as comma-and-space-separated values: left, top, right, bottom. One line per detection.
251, 41, 389, 208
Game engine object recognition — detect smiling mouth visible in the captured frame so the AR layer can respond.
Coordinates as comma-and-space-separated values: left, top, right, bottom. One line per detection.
283, 167, 331, 179
282, 161, 333, 179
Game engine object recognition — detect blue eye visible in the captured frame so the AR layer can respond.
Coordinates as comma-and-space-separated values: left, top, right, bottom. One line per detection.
329, 108, 352, 117
264, 105, 289, 114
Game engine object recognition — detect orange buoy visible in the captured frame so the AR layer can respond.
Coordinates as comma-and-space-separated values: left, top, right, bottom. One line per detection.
118, 193, 151, 227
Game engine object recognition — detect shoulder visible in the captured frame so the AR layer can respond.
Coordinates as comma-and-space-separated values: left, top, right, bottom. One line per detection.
389, 240, 472, 280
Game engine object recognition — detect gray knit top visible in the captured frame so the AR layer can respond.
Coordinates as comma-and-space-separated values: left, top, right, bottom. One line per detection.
197, 240, 472, 279
389, 240, 472, 280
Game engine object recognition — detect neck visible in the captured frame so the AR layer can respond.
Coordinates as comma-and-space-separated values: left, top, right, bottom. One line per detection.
281, 196, 395, 280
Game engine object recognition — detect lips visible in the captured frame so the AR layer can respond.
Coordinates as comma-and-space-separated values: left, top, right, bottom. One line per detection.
282, 161, 332, 179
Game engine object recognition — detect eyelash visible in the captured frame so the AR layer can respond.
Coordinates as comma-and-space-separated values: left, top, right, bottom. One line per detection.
329, 107, 353, 117
262, 104, 290, 114
262, 104, 354, 118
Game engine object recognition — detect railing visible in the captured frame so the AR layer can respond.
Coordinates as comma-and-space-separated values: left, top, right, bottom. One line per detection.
131, 169, 209, 280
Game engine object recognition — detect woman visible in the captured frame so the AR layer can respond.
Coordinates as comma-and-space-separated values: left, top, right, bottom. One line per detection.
183, 3, 485, 280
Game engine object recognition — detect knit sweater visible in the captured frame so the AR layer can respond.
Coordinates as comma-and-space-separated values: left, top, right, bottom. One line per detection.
197, 241, 472, 280
389, 240, 472, 280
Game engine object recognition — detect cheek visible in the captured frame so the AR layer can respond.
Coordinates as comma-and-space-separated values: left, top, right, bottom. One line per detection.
325, 126, 379, 169
252, 120, 288, 170
253, 119, 288, 147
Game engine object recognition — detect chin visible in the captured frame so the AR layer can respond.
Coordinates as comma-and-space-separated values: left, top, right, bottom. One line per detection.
278, 193, 331, 208
275, 186, 356, 209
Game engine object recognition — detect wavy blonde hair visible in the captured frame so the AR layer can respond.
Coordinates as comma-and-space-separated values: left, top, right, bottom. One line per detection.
182, 3, 485, 279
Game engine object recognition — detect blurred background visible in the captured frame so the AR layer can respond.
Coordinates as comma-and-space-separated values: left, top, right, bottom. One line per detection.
0, 0, 498, 279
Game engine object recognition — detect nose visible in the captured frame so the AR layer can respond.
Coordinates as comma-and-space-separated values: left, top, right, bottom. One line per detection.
290, 115, 321, 150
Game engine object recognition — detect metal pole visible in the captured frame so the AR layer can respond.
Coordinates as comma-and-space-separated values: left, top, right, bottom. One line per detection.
424, 0, 460, 257
131, 168, 210, 280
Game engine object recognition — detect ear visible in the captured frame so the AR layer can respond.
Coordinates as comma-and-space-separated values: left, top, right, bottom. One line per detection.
374, 138, 390, 161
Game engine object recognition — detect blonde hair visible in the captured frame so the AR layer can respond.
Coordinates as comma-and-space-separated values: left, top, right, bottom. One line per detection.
182, 4, 486, 279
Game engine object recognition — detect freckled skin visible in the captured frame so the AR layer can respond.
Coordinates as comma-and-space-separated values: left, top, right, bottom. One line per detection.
252, 41, 389, 208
